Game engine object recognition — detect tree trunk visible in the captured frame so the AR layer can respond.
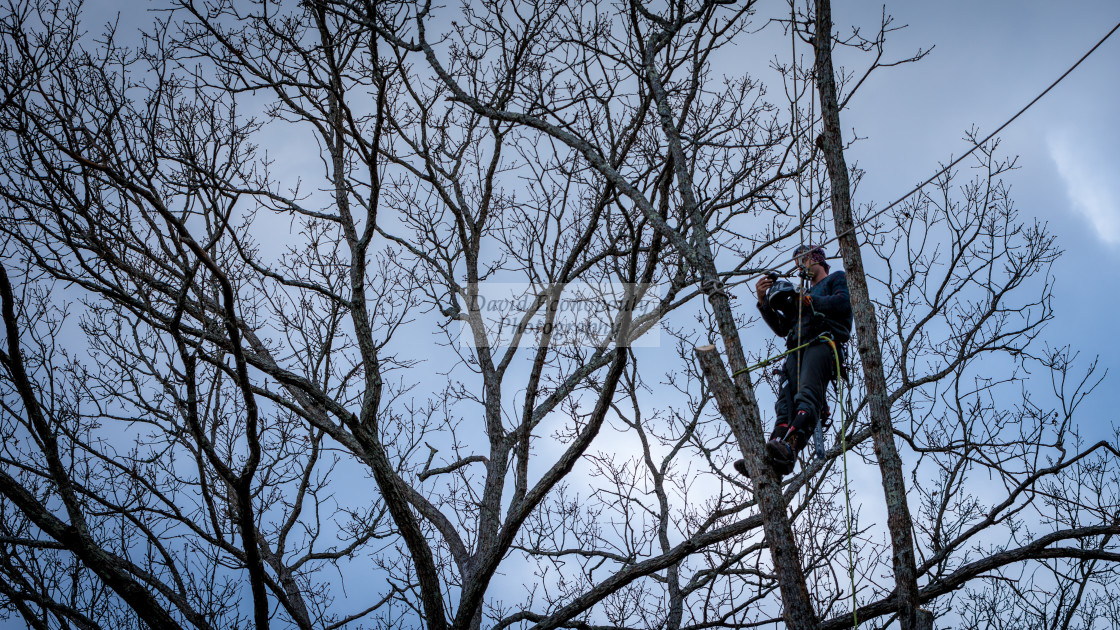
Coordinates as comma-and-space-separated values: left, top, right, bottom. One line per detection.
811, 1, 923, 628
695, 344, 819, 630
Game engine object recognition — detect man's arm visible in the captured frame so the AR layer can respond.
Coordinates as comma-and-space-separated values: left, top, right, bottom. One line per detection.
757, 301, 792, 337
807, 271, 851, 318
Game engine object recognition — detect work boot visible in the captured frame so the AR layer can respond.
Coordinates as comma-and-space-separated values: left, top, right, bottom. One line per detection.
765, 438, 797, 476
765, 429, 804, 477
732, 458, 750, 478
769, 422, 791, 442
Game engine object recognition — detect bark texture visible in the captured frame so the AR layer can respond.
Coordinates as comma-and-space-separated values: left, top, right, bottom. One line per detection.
811, 1, 923, 628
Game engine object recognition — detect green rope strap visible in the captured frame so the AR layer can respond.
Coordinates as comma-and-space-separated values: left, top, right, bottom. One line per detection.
825, 338, 858, 630
731, 337, 818, 378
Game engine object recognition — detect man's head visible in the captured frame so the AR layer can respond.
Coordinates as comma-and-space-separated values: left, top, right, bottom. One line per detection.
793, 245, 829, 276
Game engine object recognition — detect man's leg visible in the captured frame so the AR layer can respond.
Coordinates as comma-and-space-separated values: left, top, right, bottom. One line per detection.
771, 360, 797, 440
765, 353, 805, 475
767, 344, 835, 475
788, 342, 835, 439
733, 355, 798, 478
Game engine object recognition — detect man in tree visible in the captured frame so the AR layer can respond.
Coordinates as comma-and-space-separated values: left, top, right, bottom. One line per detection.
736, 245, 853, 477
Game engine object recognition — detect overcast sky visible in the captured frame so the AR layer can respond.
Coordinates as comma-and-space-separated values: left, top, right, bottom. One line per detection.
1, 1, 1115, 628
62, 0, 1119, 473
832, 0, 1119, 440
76, 0, 1117, 401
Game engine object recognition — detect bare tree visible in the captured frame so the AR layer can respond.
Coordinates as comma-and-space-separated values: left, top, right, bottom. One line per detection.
0, 0, 1116, 629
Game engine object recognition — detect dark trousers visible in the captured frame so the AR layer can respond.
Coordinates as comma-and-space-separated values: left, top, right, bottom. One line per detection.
772, 342, 837, 444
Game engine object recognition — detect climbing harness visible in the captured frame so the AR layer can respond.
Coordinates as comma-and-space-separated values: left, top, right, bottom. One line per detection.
812, 335, 847, 460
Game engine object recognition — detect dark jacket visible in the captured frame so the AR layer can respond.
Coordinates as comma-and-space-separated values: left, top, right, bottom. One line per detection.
757, 270, 853, 348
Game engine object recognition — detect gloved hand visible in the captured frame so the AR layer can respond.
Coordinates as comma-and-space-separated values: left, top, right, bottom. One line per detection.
799, 293, 814, 310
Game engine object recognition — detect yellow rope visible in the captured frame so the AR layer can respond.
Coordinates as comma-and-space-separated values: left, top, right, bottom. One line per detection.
731, 337, 817, 377
739, 335, 858, 627
752, 12, 856, 626
826, 337, 858, 630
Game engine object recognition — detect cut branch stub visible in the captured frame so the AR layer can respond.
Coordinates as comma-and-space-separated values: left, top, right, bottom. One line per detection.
694, 344, 765, 476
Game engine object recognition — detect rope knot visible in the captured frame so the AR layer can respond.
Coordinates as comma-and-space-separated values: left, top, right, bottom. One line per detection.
700, 276, 728, 299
